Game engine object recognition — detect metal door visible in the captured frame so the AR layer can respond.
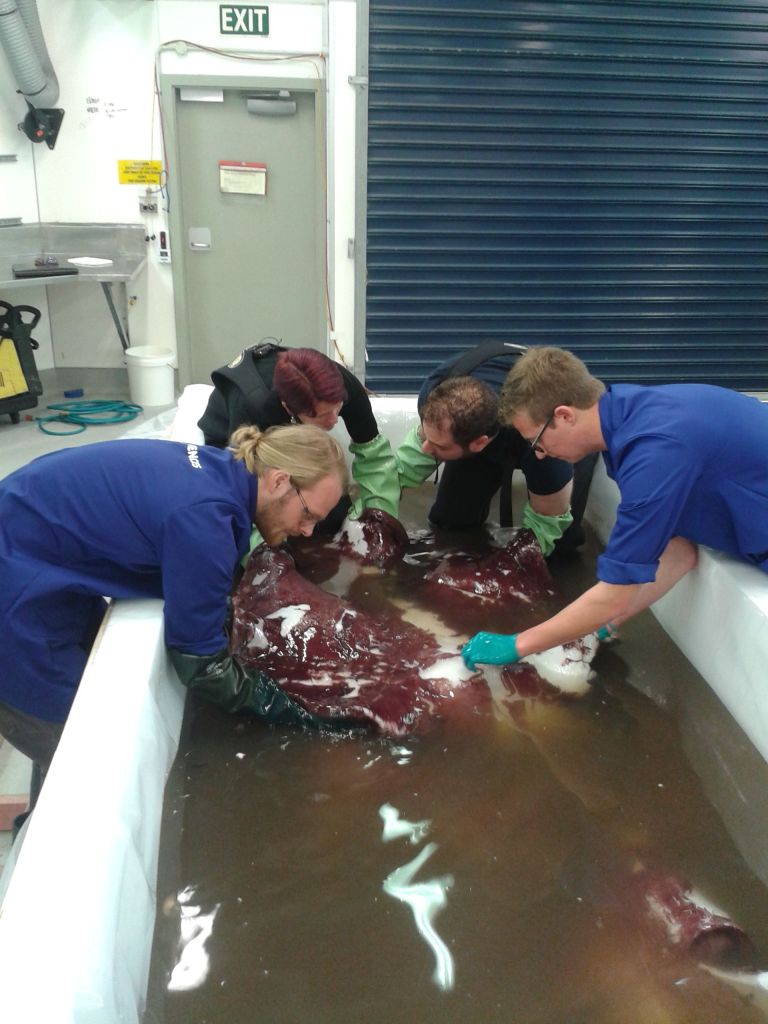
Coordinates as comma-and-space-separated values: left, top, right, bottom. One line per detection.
172, 85, 325, 384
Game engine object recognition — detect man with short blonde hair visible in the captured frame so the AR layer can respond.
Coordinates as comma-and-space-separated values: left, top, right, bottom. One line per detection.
500, 346, 606, 426
463, 345, 768, 673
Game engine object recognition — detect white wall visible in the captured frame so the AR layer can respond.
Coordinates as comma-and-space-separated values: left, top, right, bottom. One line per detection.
0, 46, 38, 225
0, 0, 358, 371
327, 1, 358, 368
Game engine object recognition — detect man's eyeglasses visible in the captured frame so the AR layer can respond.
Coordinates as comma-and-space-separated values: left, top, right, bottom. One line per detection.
528, 410, 555, 453
293, 484, 324, 524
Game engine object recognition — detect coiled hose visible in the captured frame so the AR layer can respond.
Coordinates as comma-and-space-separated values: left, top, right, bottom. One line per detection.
36, 399, 143, 435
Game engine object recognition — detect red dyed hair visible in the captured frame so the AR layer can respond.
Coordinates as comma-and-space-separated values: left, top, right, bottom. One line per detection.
272, 348, 347, 417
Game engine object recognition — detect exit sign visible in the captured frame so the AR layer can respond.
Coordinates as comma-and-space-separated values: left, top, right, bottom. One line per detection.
220, 5, 269, 35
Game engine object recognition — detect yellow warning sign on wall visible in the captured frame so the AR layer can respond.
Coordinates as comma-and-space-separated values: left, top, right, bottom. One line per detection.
118, 160, 162, 185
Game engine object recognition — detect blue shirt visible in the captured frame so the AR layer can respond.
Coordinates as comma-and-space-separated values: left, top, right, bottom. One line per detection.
0, 439, 257, 718
598, 384, 768, 584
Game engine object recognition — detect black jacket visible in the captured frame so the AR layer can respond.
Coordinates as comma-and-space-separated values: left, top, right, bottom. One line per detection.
198, 343, 378, 447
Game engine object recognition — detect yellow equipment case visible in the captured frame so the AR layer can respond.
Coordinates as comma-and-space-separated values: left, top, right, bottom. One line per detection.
0, 300, 43, 424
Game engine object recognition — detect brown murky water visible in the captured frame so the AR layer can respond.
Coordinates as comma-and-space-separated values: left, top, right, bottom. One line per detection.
145, 493, 768, 1024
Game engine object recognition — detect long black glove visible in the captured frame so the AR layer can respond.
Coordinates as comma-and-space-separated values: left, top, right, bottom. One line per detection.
169, 647, 332, 730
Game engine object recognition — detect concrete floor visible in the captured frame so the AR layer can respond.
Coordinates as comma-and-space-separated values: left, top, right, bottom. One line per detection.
0, 367, 176, 872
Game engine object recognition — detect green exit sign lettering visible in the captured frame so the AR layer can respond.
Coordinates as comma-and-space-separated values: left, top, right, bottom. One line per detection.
220, 5, 269, 36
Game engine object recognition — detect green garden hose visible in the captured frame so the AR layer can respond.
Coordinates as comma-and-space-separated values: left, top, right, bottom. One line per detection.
36, 400, 143, 435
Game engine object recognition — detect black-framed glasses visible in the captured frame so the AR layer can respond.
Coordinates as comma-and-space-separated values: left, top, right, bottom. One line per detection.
293, 484, 323, 524
528, 410, 555, 453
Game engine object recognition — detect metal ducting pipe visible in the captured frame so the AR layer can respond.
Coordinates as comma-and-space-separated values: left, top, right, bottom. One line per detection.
0, 0, 59, 108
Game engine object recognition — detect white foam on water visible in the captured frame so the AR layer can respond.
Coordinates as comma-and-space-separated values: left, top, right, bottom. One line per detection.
382, 841, 455, 991
167, 888, 220, 993
334, 608, 358, 633
244, 619, 268, 650
336, 519, 370, 558
389, 597, 460, 638
479, 665, 515, 721
265, 604, 310, 637
379, 803, 431, 844
419, 654, 475, 686
290, 671, 340, 690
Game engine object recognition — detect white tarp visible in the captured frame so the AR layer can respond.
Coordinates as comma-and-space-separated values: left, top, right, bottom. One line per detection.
0, 601, 185, 1023
587, 457, 768, 767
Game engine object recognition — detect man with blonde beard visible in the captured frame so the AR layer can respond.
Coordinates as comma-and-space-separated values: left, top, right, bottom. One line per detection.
0, 423, 350, 827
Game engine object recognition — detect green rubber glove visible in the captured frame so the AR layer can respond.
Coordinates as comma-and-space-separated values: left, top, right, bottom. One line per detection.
169, 646, 348, 730
395, 424, 439, 491
240, 525, 265, 568
348, 433, 401, 519
462, 631, 521, 670
522, 502, 574, 557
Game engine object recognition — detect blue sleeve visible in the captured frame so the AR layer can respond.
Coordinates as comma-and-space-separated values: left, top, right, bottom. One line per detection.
161, 502, 243, 655
598, 436, 702, 585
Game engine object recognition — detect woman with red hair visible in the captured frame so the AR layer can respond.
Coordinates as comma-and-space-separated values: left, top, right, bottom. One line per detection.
198, 341, 399, 528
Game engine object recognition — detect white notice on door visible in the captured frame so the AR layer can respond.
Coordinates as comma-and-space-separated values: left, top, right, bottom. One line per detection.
219, 160, 267, 195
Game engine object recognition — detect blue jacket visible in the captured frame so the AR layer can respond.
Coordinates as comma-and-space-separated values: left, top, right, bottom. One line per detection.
598, 384, 768, 584
0, 439, 256, 720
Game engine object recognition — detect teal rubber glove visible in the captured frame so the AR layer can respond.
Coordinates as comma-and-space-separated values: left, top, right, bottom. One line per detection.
349, 433, 401, 519
596, 623, 618, 642
522, 502, 574, 557
395, 424, 439, 491
462, 631, 521, 670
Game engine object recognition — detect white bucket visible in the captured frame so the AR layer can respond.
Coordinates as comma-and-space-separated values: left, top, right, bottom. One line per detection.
125, 346, 176, 407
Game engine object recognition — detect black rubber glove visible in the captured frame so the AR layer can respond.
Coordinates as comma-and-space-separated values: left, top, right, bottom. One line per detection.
169, 647, 334, 731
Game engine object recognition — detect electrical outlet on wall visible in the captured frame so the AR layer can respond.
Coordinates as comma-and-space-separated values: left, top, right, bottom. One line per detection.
139, 189, 158, 214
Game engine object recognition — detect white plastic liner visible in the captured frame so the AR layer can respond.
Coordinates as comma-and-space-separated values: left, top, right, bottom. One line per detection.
654, 553, 768, 767
0, 601, 185, 1023
170, 382, 420, 460
586, 457, 768, 768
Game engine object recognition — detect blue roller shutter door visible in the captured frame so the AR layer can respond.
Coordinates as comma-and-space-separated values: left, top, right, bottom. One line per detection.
365, 1, 768, 392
